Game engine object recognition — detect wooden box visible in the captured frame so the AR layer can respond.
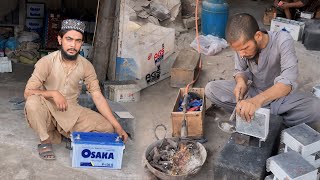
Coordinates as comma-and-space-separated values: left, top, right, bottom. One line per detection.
170, 49, 200, 88
171, 88, 205, 138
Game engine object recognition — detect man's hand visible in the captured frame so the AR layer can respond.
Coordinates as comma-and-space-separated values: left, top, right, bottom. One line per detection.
234, 81, 247, 102
115, 127, 128, 143
279, 1, 289, 9
236, 96, 263, 122
52, 91, 68, 111
274, 0, 280, 7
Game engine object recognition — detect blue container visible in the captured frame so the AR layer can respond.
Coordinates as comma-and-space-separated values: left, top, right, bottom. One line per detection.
201, 0, 229, 38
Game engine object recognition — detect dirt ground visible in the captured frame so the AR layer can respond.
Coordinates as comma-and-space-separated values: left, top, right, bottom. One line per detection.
1, 0, 320, 179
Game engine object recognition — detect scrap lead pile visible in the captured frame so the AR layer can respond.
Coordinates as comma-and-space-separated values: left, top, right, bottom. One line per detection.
147, 138, 202, 175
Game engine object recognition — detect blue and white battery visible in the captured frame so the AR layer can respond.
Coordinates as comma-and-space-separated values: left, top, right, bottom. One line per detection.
71, 132, 125, 169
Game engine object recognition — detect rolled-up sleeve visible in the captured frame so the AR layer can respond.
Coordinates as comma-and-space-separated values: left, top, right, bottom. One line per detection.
83, 61, 100, 93
233, 52, 253, 81
274, 32, 298, 91
25, 58, 51, 90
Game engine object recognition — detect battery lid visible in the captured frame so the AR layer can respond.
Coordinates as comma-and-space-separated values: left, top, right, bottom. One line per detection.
71, 132, 124, 146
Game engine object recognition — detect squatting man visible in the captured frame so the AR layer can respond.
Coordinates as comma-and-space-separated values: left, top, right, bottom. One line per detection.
24, 19, 128, 160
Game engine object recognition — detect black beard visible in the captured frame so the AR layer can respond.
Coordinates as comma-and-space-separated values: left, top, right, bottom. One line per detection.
246, 40, 260, 61
60, 48, 78, 61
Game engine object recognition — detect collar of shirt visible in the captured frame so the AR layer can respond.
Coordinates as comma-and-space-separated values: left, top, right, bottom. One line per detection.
59, 51, 80, 75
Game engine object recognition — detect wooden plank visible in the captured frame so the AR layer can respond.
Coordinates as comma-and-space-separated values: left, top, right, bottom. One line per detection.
92, 0, 117, 82
107, 0, 121, 80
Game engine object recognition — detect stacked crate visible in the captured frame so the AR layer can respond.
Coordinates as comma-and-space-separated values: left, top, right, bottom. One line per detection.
44, 11, 62, 49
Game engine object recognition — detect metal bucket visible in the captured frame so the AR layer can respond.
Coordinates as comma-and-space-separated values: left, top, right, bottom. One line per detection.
143, 125, 207, 180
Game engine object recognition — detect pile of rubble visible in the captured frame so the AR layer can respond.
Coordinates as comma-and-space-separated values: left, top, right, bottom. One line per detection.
125, 0, 202, 32
146, 138, 203, 175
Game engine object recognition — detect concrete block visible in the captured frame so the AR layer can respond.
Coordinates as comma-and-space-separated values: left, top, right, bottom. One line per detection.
108, 100, 135, 140
281, 123, 320, 157
213, 115, 283, 180
267, 151, 317, 180
114, 112, 135, 140
78, 93, 136, 139
182, 17, 200, 29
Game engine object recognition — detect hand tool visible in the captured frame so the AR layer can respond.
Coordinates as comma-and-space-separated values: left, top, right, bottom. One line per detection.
180, 94, 189, 138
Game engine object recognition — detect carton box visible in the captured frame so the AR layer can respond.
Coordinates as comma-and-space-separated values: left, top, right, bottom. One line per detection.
71, 132, 125, 169
0, 57, 12, 73
300, 11, 314, 19
270, 17, 305, 41
116, 23, 175, 81
26, 3, 45, 18
103, 80, 140, 102
171, 88, 205, 138
116, 51, 177, 90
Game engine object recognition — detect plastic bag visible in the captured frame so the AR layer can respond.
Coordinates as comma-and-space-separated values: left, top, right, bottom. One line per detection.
5, 37, 18, 50
190, 35, 228, 56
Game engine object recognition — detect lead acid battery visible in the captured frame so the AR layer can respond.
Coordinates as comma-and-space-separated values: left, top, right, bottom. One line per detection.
71, 132, 125, 169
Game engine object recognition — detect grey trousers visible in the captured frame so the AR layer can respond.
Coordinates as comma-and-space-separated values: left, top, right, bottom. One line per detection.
205, 80, 320, 127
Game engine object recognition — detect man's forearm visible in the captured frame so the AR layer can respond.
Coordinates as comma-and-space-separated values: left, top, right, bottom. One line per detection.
235, 74, 248, 85
92, 92, 122, 129
254, 82, 292, 106
24, 89, 56, 99
287, 1, 304, 8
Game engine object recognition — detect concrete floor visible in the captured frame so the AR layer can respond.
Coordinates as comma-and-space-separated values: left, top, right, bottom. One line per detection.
1, 0, 320, 179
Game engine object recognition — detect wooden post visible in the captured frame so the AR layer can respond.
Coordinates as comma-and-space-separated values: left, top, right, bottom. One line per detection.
92, 0, 118, 82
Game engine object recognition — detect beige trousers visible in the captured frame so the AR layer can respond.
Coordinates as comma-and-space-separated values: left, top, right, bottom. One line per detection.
24, 95, 114, 144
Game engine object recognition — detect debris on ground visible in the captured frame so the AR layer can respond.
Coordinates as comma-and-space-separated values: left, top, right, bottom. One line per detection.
147, 138, 203, 175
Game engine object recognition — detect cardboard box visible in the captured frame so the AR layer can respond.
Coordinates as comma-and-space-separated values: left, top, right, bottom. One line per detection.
71, 132, 125, 169
116, 51, 177, 90
171, 88, 205, 138
103, 80, 140, 102
301, 11, 314, 19
26, 3, 45, 18
116, 23, 175, 81
0, 57, 12, 73
270, 17, 305, 41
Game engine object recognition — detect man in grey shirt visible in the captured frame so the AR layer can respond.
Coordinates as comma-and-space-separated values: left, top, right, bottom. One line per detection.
205, 13, 320, 127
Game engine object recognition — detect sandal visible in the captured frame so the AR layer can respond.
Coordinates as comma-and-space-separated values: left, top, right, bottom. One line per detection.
38, 143, 56, 160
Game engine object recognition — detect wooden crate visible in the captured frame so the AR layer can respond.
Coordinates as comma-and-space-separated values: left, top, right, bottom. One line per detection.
170, 49, 200, 88
171, 88, 205, 138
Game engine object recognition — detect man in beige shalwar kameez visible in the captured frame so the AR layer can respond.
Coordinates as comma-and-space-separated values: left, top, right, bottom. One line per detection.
24, 19, 128, 160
